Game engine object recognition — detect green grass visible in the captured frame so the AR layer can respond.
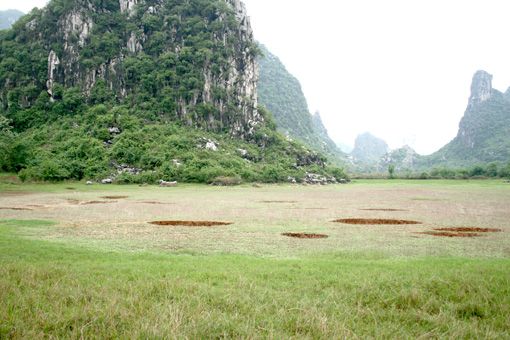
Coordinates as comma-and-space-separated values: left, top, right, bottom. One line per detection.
1, 219, 509, 338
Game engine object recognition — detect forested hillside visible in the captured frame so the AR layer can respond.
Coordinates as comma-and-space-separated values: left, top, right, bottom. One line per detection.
0, 0, 346, 183
257, 45, 345, 164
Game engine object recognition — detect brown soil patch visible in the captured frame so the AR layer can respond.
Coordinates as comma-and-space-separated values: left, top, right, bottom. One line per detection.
333, 218, 421, 225
360, 209, 408, 212
417, 231, 481, 238
66, 199, 116, 205
260, 201, 297, 204
149, 220, 232, 227
282, 233, 329, 239
101, 196, 129, 199
138, 201, 172, 205
0, 207, 33, 211
83, 200, 117, 205
434, 227, 502, 233
66, 187, 76, 190
287, 207, 327, 210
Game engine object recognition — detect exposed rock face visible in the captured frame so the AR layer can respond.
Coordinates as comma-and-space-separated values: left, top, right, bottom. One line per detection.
46, 50, 60, 97
221, 0, 260, 138
459, 71, 495, 149
126, 32, 143, 53
351, 132, 389, 163
468, 70, 493, 109
1, 0, 261, 139
62, 11, 93, 48
426, 70, 510, 166
226, 0, 253, 36
119, 0, 138, 14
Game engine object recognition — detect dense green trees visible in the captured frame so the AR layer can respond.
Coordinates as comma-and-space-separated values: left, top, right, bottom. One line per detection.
0, 102, 345, 183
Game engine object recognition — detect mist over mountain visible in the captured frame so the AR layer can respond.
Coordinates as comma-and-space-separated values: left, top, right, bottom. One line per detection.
257, 45, 345, 164
0, 9, 24, 29
350, 132, 389, 164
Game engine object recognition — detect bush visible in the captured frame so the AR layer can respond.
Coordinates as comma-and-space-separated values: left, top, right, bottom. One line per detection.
329, 167, 349, 181
19, 159, 70, 182
210, 176, 242, 186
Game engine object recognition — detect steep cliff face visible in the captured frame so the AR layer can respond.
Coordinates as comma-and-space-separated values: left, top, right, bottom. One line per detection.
0, 0, 261, 138
257, 45, 345, 163
427, 70, 510, 166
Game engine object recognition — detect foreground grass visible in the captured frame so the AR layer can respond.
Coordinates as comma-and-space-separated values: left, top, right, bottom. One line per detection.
1, 220, 509, 338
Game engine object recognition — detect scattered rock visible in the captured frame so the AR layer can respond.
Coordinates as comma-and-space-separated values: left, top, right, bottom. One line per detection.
159, 180, 177, 187
198, 138, 219, 151
86, 181, 93, 185
101, 178, 113, 184
108, 127, 121, 134
287, 176, 297, 184
172, 159, 182, 167
113, 162, 142, 175
237, 148, 248, 157
303, 172, 337, 185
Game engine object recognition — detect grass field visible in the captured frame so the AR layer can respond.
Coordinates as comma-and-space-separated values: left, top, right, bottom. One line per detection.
1, 178, 509, 338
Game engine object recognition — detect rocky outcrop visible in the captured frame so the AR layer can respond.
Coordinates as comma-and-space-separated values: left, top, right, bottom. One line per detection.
119, 0, 138, 14
62, 11, 93, 48
46, 50, 60, 97
468, 70, 493, 109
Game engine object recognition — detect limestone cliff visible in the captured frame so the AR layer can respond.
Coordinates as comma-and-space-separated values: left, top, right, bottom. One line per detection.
0, 0, 261, 138
426, 70, 510, 166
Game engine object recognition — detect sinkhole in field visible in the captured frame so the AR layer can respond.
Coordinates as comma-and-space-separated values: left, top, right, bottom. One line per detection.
149, 221, 232, 227
333, 218, 421, 225
282, 233, 329, 239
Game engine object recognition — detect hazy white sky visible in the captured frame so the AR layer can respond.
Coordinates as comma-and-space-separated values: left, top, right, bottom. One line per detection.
3, 0, 510, 154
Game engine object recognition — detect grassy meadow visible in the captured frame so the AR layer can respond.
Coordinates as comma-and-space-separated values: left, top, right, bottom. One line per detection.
1, 177, 509, 338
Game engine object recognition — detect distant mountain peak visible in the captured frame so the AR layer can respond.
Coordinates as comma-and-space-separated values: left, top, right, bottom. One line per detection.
351, 132, 389, 163
469, 70, 493, 109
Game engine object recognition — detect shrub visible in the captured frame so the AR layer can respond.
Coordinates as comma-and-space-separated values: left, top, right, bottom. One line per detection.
19, 159, 70, 182
210, 176, 242, 186
329, 167, 349, 181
